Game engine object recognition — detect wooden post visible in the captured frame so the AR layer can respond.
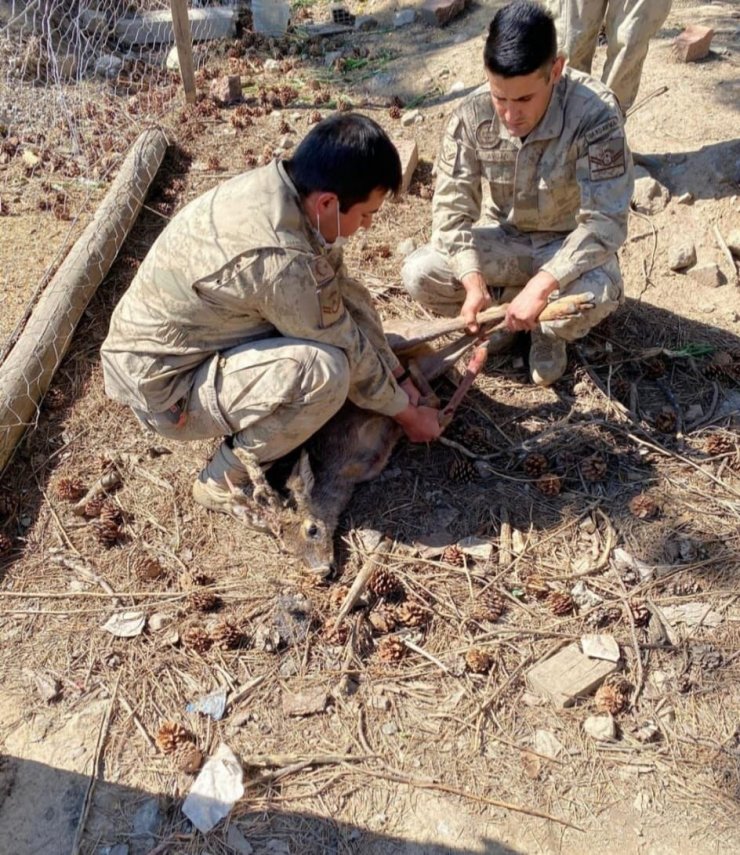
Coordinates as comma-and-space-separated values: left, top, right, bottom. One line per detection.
170, 0, 196, 105
0, 128, 169, 474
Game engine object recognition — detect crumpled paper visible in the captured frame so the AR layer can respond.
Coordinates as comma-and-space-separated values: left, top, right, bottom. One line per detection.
182, 743, 244, 833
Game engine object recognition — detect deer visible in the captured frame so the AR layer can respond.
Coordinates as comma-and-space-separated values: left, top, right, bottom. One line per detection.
238, 294, 594, 577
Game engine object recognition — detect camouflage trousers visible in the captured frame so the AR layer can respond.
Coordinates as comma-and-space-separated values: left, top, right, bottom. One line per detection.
401, 226, 623, 341
545, 0, 673, 111
132, 337, 349, 464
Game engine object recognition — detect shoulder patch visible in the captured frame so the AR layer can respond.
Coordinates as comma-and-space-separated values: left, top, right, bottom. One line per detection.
585, 116, 621, 144
309, 256, 343, 328
475, 120, 498, 149
588, 137, 626, 181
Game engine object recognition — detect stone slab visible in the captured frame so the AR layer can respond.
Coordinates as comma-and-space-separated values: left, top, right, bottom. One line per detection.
674, 25, 714, 63
526, 642, 617, 707
421, 0, 470, 27
394, 138, 419, 194
115, 8, 236, 46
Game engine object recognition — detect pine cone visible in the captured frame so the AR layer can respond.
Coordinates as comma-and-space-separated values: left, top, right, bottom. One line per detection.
377, 636, 406, 663
523, 572, 551, 600
155, 720, 192, 754
180, 570, 212, 590
44, 386, 68, 411
547, 591, 574, 616
449, 457, 477, 483
629, 600, 650, 627
95, 502, 123, 546
611, 377, 631, 401
56, 477, 86, 502
704, 351, 734, 381
523, 453, 549, 477
442, 544, 465, 566
182, 626, 212, 653
328, 584, 350, 612
337, 98, 352, 113
470, 591, 506, 622
309, 110, 322, 124
654, 408, 677, 434
0, 531, 13, 556
388, 104, 401, 119
278, 119, 290, 134
580, 453, 607, 482
368, 567, 402, 598
643, 356, 667, 379
629, 493, 658, 520
536, 473, 562, 497
83, 494, 106, 518
189, 590, 220, 613
395, 602, 430, 628
322, 619, 349, 646
595, 679, 630, 714
461, 425, 490, 454
308, 79, 321, 92
465, 647, 493, 674
175, 743, 203, 774
209, 619, 242, 650
368, 604, 398, 634
705, 434, 735, 456
134, 555, 163, 581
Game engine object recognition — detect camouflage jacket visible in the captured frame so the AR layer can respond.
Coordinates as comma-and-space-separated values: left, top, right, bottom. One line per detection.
101, 161, 407, 417
432, 67, 634, 287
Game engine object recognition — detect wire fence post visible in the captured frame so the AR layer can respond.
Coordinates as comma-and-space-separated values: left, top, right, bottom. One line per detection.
171, 0, 196, 104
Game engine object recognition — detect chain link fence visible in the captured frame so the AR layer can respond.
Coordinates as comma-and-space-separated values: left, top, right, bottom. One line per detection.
0, 0, 243, 471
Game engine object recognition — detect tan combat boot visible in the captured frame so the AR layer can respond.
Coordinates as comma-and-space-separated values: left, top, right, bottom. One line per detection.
530, 329, 567, 387
192, 442, 279, 534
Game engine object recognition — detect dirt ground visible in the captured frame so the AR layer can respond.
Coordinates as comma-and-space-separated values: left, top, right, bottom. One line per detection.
1, 1, 740, 853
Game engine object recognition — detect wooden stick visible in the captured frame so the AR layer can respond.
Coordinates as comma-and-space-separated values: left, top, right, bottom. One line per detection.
171, 0, 197, 104
334, 536, 391, 628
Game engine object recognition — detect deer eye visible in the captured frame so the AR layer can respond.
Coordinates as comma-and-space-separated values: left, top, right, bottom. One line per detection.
306, 523, 320, 539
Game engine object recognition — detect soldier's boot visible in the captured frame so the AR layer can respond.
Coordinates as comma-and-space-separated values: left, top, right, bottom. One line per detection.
486, 328, 516, 355
192, 441, 281, 534
530, 329, 567, 387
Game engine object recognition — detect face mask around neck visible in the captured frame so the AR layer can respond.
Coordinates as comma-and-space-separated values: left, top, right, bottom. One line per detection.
315, 205, 348, 251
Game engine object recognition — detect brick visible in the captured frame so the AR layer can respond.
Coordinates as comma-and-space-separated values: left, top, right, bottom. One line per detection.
526, 643, 617, 707
421, 0, 470, 27
394, 138, 419, 194
674, 25, 714, 63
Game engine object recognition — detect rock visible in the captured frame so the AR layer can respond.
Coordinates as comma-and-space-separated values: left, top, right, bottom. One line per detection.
533, 729, 563, 759
97, 846, 129, 855
21, 149, 40, 169
688, 262, 722, 288
94, 55, 123, 79
571, 581, 603, 609
581, 634, 620, 663
661, 602, 722, 628
447, 80, 466, 94
355, 15, 379, 31
458, 535, 494, 561
632, 174, 670, 214
381, 721, 398, 736
282, 687, 328, 717
668, 240, 696, 271
394, 138, 419, 193
677, 191, 694, 205
226, 826, 254, 854
396, 237, 417, 258
371, 695, 391, 711
264, 59, 281, 72
165, 46, 180, 71
133, 797, 162, 837
421, 0, 470, 27
101, 611, 146, 637
210, 75, 242, 105
401, 109, 422, 127
394, 9, 416, 28
33, 672, 62, 703
148, 612, 169, 632
279, 135, 294, 149
324, 50, 343, 67
674, 25, 714, 63
726, 229, 740, 257
526, 642, 617, 707
583, 714, 616, 741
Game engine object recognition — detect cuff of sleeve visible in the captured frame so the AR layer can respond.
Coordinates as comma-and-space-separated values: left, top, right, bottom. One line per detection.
378, 383, 410, 418
540, 259, 576, 290
450, 249, 482, 282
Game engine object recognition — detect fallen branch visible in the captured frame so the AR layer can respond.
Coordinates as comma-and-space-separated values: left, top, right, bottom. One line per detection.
334, 534, 391, 628
48, 548, 121, 604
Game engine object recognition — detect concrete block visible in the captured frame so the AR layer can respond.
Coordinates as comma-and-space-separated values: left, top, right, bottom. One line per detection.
395, 138, 419, 193
115, 8, 236, 46
421, 0, 469, 27
394, 9, 416, 28
526, 642, 617, 707
674, 25, 714, 63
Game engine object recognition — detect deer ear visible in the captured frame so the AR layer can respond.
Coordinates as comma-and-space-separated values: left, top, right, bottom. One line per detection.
286, 450, 314, 508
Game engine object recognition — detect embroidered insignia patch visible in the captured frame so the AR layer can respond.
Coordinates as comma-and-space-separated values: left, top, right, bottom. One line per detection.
475, 120, 497, 148
588, 137, 626, 181
585, 117, 621, 144
310, 256, 343, 328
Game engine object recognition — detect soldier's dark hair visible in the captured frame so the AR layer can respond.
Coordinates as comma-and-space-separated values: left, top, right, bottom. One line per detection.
285, 113, 402, 211
484, 1, 558, 78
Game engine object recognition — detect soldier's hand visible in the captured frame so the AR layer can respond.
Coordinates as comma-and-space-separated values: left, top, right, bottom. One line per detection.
394, 403, 442, 443
504, 272, 559, 332
460, 272, 492, 334
400, 377, 421, 406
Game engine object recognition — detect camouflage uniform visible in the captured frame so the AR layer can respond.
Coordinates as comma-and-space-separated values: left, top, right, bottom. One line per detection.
402, 68, 633, 343
102, 160, 407, 490
545, 0, 673, 111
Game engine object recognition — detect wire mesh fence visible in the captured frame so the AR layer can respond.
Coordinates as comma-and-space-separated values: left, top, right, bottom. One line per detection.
0, 0, 244, 471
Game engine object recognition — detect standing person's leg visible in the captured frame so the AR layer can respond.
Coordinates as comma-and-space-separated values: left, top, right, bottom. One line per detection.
544, 0, 608, 74
133, 337, 350, 526
602, 0, 673, 111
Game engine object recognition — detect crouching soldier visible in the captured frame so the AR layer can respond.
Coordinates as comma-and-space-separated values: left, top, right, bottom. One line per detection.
101, 114, 441, 531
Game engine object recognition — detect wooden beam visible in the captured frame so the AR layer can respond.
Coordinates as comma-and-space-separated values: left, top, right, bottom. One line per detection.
170, 0, 196, 105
